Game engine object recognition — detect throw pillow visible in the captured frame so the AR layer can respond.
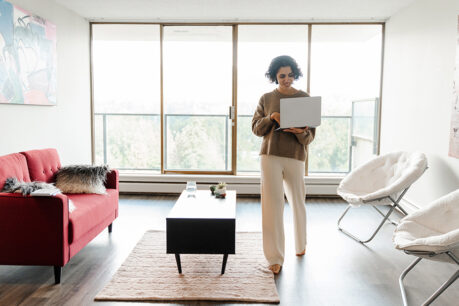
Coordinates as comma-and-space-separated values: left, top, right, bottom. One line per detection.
55, 165, 110, 194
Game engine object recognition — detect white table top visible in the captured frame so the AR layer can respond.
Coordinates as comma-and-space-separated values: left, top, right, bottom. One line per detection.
167, 190, 236, 219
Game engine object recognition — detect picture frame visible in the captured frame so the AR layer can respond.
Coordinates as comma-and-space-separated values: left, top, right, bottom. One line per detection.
0, 0, 57, 105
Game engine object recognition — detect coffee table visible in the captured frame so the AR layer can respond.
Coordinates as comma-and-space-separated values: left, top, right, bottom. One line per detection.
166, 190, 236, 274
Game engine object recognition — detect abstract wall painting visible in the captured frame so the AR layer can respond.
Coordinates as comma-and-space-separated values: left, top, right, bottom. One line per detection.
0, 0, 57, 105
449, 16, 459, 158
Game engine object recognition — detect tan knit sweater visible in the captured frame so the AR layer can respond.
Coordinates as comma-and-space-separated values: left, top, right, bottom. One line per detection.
252, 89, 316, 162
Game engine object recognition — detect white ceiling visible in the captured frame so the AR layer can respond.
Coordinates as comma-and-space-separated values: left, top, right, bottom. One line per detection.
53, 0, 417, 22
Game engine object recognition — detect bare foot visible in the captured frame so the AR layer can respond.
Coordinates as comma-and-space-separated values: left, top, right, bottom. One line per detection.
268, 264, 282, 274
296, 249, 306, 256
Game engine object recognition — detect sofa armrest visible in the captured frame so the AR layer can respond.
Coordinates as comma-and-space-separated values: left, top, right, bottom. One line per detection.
105, 169, 119, 190
0, 193, 70, 266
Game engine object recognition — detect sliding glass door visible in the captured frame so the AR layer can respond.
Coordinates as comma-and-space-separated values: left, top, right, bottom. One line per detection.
162, 26, 233, 173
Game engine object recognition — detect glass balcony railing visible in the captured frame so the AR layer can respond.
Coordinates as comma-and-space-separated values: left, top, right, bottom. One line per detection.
95, 113, 352, 173
238, 115, 352, 173
164, 114, 231, 171
95, 113, 161, 170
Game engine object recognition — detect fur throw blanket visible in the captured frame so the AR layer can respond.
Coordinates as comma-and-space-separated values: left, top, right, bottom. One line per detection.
1, 177, 76, 212
1, 177, 61, 196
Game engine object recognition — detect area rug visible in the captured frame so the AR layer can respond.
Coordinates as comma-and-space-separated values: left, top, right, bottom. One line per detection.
95, 231, 280, 303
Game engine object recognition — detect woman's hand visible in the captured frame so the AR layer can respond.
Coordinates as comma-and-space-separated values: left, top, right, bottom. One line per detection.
284, 127, 309, 134
270, 112, 280, 125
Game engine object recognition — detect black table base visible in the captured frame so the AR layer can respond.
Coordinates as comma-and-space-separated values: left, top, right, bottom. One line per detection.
174, 253, 230, 274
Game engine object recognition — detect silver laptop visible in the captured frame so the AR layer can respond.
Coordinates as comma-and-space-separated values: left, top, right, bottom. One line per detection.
276, 96, 321, 131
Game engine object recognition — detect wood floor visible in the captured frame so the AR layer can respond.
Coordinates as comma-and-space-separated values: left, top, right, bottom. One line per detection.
0, 195, 457, 306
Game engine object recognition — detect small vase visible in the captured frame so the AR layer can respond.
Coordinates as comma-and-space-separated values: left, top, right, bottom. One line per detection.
215, 187, 226, 198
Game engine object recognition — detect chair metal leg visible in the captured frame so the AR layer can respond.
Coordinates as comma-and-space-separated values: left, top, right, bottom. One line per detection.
337, 204, 396, 244
423, 269, 459, 306
337, 187, 411, 244
446, 251, 459, 265
399, 257, 422, 306
399, 252, 459, 306
372, 206, 399, 225
397, 204, 409, 216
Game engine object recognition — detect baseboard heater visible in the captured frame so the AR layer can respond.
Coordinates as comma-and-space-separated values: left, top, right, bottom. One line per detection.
119, 181, 340, 196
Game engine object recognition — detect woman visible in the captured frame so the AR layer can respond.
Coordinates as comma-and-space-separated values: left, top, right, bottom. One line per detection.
252, 55, 316, 274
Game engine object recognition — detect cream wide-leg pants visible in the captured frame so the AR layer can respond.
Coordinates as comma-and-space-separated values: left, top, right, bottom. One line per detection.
260, 154, 307, 266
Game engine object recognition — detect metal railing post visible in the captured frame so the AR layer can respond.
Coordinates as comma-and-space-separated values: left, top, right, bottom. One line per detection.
225, 115, 229, 171
103, 114, 107, 164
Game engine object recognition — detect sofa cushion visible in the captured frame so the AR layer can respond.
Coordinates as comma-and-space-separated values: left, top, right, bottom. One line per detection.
21, 149, 61, 183
67, 189, 118, 243
0, 153, 31, 189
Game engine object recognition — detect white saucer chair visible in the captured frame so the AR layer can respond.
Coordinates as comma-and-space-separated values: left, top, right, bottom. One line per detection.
393, 189, 459, 306
337, 151, 428, 244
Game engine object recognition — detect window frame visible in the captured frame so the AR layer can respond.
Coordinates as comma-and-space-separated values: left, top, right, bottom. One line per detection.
90, 22, 385, 175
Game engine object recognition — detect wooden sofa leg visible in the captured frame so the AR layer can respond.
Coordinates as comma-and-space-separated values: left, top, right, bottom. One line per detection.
54, 266, 61, 284
108, 223, 113, 233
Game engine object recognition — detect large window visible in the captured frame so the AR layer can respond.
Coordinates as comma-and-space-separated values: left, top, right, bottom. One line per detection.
93, 24, 161, 170
308, 25, 382, 173
237, 25, 308, 173
91, 23, 383, 175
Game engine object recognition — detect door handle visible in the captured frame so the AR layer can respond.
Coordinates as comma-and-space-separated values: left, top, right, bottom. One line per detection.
229, 106, 235, 120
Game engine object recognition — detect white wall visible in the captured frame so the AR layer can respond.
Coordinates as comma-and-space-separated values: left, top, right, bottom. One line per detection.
382, 0, 459, 208
0, 0, 90, 165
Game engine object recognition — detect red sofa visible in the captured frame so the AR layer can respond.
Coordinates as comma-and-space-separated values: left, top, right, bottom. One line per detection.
0, 148, 118, 284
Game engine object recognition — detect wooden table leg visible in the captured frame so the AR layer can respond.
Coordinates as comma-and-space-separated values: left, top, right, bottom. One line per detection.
175, 253, 182, 274
221, 254, 228, 274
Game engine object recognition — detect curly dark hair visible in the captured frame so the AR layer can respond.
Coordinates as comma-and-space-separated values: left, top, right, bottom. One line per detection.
265, 55, 303, 84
